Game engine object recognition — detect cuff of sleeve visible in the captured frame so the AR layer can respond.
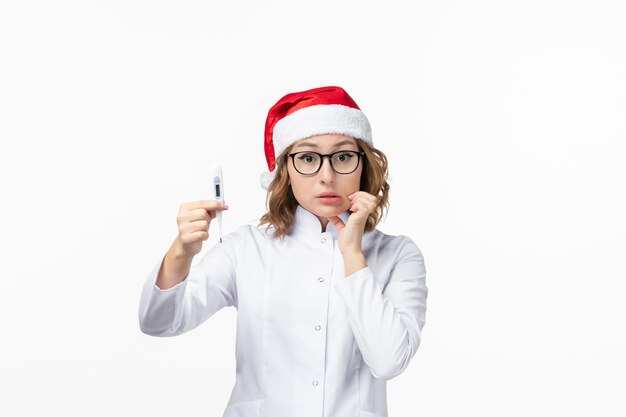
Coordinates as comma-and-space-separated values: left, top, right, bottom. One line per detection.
151, 255, 188, 294
333, 266, 375, 295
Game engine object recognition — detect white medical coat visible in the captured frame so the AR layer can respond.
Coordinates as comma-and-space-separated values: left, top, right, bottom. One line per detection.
138, 205, 428, 417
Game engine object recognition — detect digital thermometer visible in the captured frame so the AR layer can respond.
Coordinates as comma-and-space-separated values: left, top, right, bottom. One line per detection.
210, 165, 224, 243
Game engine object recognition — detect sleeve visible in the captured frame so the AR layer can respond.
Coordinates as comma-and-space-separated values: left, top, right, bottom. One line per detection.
332, 236, 428, 380
137, 230, 240, 337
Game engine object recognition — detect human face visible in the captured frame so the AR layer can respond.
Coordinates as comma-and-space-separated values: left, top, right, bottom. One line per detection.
287, 134, 363, 230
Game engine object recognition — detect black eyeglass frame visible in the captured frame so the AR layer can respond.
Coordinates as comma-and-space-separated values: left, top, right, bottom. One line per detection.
287, 150, 366, 175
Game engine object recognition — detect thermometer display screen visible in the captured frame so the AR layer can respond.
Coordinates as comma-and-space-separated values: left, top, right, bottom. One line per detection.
215, 184, 221, 198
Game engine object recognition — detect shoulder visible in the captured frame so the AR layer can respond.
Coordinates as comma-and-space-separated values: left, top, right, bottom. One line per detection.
369, 229, 425, 262
221, 222, 279, 246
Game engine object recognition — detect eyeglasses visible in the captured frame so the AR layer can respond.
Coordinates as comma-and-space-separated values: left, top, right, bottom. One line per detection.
287, 150, 365, 175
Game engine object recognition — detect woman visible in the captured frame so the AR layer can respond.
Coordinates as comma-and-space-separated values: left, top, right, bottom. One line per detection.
138, 86, 428, 417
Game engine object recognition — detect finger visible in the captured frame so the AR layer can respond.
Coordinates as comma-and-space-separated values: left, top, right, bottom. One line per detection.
188, 200, 229, 211
203, 202, 228, 219
327, 215, 345, 230
349, 194, 370, 208
350, 200, 367, 213
350, 199, 376, 215
180, 201, 227, 221
348, 191, 377, 205
349, 192, 378, 207
179, 218, 210, 234
188, 230, 210, 242
187, 207, 217, 221
189, 218, 211, 231
357, 193, 378, 205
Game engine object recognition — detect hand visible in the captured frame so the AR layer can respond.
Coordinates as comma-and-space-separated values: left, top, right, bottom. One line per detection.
327, 191, 378, 255
175, 200, 229, 256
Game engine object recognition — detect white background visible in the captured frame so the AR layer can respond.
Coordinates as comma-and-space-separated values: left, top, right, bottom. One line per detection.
1, 1, 625, 416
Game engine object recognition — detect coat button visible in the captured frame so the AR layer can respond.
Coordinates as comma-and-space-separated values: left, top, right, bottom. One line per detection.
320, 237, 326, 243
315, 325, 321, 331
318, 277, 324, 283
312, 380, 318, 386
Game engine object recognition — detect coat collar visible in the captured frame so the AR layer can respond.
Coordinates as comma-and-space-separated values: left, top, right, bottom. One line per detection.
291, 205, 351, 239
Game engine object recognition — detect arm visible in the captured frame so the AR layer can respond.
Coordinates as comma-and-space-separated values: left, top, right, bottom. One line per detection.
154, 237, 194, 290
333, 237, 428, 380
138, 232, 239, 337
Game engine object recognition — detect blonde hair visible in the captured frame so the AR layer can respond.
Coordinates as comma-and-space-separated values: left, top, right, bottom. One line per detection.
258, 139, 390, 239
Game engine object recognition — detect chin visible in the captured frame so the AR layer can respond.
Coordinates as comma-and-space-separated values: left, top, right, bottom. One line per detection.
308, 202, 348, 218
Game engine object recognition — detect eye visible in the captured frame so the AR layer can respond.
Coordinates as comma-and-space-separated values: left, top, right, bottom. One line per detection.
297, 153, 319, 164
334, 152, 354, 162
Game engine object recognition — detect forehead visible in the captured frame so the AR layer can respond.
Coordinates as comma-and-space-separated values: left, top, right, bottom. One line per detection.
291, 134, 358, 149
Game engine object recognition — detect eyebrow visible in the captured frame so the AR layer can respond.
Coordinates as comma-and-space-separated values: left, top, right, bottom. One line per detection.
293, 140, 357, 149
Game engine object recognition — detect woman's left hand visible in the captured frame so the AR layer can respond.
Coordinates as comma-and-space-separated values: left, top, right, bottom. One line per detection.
327, 191, 379, 255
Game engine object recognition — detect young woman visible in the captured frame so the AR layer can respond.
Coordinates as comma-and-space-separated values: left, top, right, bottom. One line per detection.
138, 86, 428, 417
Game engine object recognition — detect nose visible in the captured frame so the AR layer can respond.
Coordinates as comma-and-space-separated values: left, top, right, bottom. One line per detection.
318, 155, 335, 183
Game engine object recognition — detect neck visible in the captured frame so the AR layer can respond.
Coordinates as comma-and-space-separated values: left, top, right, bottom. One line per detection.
317, 216, 329, 232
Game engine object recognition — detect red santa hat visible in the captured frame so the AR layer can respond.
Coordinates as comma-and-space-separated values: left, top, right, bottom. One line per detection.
261, 85, 373, 190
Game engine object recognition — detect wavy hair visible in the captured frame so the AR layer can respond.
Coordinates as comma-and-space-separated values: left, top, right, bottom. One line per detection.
258, 139, 390, 239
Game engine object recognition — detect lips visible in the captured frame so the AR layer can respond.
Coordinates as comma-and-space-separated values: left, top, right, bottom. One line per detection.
317, 192, 342, 204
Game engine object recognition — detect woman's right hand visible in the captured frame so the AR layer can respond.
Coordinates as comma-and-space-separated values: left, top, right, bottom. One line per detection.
175, 200, 229, 257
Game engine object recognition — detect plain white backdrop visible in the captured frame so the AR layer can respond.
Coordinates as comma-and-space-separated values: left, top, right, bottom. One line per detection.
1, 0, 625, 416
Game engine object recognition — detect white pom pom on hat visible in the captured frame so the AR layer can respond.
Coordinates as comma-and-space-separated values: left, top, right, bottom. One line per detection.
260, 86, 373, 190
260, 170, 275, 190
